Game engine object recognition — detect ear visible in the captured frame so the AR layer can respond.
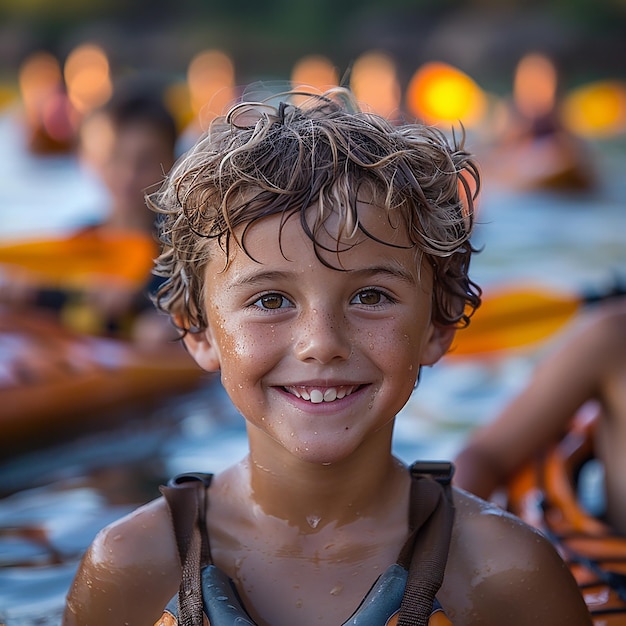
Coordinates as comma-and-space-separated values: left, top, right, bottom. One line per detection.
420, 323, 456, 366
182, 327, 221, 372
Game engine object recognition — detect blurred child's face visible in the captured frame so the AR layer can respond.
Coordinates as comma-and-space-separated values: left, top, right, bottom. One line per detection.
184, 198, 454, 465
82, 118, 174, 215
105, 123, 174, 212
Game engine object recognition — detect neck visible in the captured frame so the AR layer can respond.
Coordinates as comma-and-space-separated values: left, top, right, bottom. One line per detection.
242, 427, 409, 532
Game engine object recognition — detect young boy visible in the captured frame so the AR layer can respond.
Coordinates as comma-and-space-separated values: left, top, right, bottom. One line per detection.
63, 88, 591, 625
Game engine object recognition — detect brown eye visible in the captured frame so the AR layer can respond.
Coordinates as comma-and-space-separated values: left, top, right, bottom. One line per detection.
257, 293, 288, 309
355, 290, 382, 305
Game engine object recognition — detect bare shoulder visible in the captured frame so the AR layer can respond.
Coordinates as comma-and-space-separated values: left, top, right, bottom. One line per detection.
63, 496, 180, 626
89, 494, 175, 569
438, 488, 591, 626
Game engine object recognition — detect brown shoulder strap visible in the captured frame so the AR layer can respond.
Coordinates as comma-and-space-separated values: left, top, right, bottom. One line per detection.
160, 465, 454, 626
396, 461, 455, 626
160, 473, 213, 626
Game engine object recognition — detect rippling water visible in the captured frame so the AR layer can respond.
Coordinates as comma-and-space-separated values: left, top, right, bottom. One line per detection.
1, 108, 625, 624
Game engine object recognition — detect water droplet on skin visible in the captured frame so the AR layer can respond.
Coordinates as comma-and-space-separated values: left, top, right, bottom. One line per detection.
369, 344, 374, 350
330, 584, 343, 596
306, 515, 321, 528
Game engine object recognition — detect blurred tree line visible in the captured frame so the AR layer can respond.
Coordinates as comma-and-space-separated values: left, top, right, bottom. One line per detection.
0, 0, 624, 88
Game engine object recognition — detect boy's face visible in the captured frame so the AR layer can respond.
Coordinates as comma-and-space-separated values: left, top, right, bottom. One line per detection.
184, 199, 454, 465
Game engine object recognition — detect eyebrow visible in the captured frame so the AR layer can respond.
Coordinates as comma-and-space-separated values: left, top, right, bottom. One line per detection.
227, 263, 418, 289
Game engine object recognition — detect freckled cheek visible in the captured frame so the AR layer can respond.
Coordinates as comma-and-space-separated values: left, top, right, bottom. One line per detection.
215, 321, 280, 374
370, 325, 423, 375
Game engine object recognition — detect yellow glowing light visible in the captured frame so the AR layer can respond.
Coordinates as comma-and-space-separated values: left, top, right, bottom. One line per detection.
350, 50, 401, 120
64, 43, 112, 114
406, 61, 487, 127
561, 80, 626, 138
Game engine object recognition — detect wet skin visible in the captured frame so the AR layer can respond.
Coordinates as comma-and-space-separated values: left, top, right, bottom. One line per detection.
63, 201, 592, 626
184, 202, 449, 471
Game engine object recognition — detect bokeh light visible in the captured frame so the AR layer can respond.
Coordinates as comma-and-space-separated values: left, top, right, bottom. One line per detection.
349, 50, 401, 120
64, 43, 112, 115
561, 80, 626, 138
290, 54, 339, 93
513, 53, 558, 120
18, 50, 77, 149
406, 61, 487, 128
187, 49, 236, 127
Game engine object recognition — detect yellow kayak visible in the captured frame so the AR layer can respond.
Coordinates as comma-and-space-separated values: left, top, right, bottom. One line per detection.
0, 229, 157, 289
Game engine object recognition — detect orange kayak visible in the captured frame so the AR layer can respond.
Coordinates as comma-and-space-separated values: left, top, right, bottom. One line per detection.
0, 229, 157, 289
507, 410, 626, 624
0, 307, 204, 445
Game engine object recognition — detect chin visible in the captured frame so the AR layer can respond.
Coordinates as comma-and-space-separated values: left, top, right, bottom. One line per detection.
285, 440, 364, 467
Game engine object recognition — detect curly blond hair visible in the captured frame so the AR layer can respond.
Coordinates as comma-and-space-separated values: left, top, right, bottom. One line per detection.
148, 88, 481, 332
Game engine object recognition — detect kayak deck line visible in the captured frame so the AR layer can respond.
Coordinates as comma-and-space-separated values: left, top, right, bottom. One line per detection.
506, 410, 626, 623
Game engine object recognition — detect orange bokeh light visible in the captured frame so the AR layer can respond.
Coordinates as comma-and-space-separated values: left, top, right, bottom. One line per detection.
18, 51, 63, 123
64, 43, 112, 115
291, 54, 339, 93
513, 53, 558, 120
349, 50, 401, 120
187, 49, 236, 125
406, 61, 487, 128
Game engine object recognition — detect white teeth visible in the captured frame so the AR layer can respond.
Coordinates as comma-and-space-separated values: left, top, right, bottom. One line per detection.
310, 389, 324, 403
323, 388, 337, 402
286, 385, 356, 403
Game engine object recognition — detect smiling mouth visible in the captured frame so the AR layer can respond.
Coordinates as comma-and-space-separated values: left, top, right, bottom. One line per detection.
283, 385, 360, 403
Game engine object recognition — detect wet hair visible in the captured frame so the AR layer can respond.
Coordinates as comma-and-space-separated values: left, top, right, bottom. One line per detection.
148, 87, 481, 333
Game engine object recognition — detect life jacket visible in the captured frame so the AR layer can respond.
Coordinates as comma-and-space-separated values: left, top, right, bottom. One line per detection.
155, 461, 455, 626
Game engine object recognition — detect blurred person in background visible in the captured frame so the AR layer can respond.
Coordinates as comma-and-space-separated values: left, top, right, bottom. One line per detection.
0, 80, 179, 343
454, 298, 626, 535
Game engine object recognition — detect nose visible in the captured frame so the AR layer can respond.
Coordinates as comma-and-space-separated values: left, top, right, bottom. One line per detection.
293, 307, 352, 364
